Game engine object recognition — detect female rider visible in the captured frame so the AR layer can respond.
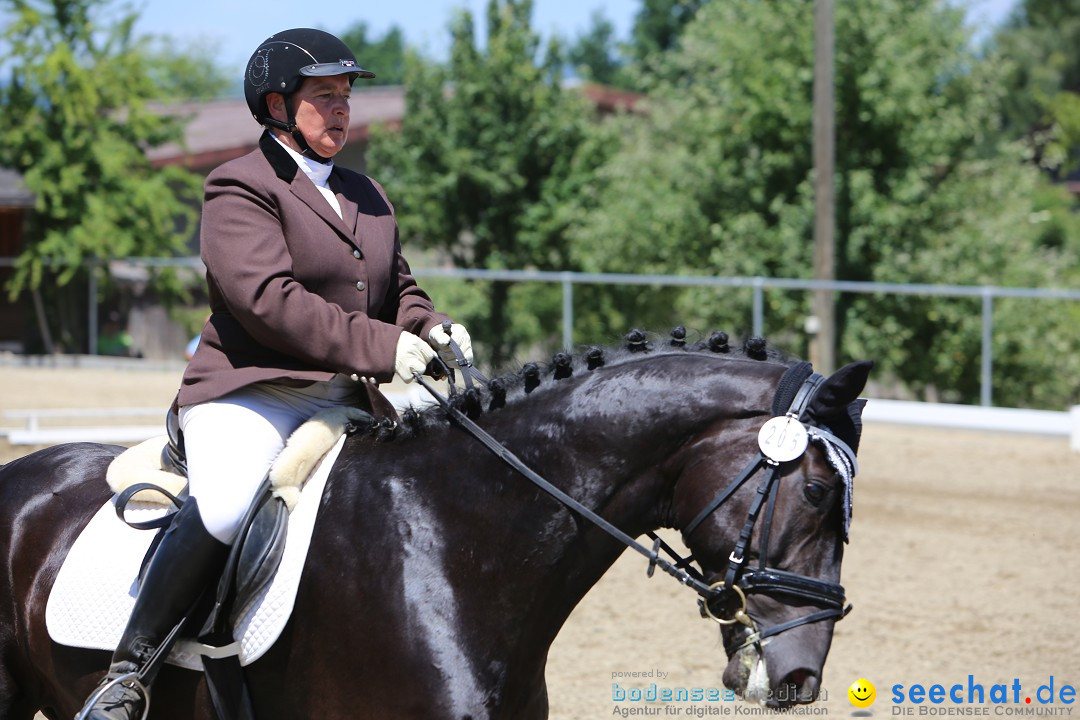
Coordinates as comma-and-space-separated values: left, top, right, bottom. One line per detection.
78, 27, 472, 720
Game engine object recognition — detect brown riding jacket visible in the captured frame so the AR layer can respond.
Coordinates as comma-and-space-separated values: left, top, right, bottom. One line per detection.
178, 132, 448, 408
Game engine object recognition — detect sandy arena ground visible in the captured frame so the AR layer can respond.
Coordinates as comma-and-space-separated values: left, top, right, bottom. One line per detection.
2, 364, 1078, 719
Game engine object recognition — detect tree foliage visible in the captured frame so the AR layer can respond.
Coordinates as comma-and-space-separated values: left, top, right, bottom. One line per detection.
629, 0, 703, 71
142, 36, 231, 101
565, 0, 1080, 408
339, 22, 408, 86
567, 11, 628, 88
991, 0, 1080, 173
366, 0, 609, 363
0, 0, 206, 350
566, 0, 703, 92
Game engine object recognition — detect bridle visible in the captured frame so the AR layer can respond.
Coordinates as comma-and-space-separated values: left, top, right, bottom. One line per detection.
679, 364, 855, 652
415, 346, 855, 651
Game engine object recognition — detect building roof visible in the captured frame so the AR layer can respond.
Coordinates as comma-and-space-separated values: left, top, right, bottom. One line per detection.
146, 82, 640, 172
0, 167, 35, 208
146, 85, 406, 170
578, 82, 642, 113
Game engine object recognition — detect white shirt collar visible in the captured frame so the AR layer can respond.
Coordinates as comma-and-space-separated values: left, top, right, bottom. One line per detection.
272, 133, 333, 188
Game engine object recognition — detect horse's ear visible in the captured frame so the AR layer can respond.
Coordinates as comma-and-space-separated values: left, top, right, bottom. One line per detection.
808, 360, 873, 455
809, 361, 873, 417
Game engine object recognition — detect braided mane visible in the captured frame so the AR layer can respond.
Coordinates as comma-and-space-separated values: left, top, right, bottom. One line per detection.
378, 328, 795, 440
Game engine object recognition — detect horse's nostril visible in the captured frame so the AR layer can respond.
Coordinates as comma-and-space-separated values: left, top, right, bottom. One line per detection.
776, 669, 820, 706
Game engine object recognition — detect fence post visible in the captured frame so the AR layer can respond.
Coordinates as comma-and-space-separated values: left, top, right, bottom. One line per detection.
561, 272, 574, 350
752, 278, 765, 337
88, 263, 99, 356
981, 288, 993, 407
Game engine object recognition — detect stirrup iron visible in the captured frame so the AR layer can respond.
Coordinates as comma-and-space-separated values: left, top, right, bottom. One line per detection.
74, 671, 150, 720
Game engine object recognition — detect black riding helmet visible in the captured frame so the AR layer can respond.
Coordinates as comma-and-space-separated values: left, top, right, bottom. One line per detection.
244, 28, 375, 161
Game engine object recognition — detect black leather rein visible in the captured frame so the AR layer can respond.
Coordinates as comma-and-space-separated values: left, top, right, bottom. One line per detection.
413, 371, 719, 600
413, 355, 853, 644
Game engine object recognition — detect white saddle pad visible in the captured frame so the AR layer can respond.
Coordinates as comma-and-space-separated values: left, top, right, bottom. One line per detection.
45, 434, 346, 671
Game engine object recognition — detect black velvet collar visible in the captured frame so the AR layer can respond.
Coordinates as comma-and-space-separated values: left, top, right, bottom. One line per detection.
259, 131, 299, 184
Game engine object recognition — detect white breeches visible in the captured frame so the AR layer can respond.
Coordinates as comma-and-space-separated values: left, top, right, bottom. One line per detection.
179, 377, 363, 543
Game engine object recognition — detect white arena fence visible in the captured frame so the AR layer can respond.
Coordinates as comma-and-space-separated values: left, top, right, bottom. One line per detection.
3, 393, 1079, 452
861, 399, 1080, 452
2, 260, 1079, 451
0, 406, 167, 446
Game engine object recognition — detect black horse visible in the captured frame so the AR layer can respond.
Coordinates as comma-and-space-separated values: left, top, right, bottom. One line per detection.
0, 335, 871, 719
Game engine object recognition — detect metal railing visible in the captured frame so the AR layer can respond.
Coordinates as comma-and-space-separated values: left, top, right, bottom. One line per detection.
0, 255, 205, 359
411, 268, 1080, 408
5, 257, 1080, 407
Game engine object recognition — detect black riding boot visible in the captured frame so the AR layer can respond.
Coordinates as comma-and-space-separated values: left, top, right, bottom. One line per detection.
79, 499, 229, 720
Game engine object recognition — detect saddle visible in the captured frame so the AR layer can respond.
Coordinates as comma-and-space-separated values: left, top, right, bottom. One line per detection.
113, 404, 376, 623
104, 402, 380, 720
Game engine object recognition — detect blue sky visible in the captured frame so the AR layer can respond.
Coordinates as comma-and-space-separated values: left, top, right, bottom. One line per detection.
133, 0, 640, 70
130, 0, 1022, 73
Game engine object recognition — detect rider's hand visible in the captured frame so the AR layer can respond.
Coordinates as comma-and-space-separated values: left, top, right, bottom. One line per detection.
394, 331, 437, 383
427, 323, 474, 365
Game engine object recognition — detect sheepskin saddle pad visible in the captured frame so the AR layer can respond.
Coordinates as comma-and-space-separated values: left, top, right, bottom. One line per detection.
46, 406, 370, 670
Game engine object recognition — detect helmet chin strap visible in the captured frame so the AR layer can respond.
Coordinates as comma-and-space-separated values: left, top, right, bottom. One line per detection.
291, 130, 332, 164
266, 95, 333, 165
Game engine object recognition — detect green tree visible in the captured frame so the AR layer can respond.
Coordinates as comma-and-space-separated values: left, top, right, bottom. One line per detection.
366, 0, 611, 364
628, 0, 703, 75
143, 36, 232, 100
567, 11, 627, 88
992, 0, 1080, 172
0, 0, 204, 351
567, 0, 1080, 408
339, 22, 407, 86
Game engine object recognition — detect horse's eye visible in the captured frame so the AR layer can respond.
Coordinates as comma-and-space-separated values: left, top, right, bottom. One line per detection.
804, 481, 827, 506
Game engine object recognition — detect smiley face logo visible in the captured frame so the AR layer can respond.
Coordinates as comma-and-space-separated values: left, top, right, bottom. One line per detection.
848, 678, 877, 708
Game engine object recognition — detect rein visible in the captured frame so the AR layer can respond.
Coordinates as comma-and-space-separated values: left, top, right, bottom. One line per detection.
413, 351, 855, 647
413, 370, 718, 600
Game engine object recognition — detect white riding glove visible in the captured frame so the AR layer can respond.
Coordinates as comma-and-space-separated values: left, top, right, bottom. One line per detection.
427, 323, 474, 365
394, 331, 437, 383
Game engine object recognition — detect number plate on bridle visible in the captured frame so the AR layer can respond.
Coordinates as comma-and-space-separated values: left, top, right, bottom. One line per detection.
757, 416, 809, 463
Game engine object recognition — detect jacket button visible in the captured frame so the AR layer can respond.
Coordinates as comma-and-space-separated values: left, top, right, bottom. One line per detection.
355, 280, 366, 291
352, 249, 362, 259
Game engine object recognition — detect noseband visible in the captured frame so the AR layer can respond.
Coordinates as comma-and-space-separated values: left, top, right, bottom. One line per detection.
415, 357, 856, 652
679, 365, 855, 651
